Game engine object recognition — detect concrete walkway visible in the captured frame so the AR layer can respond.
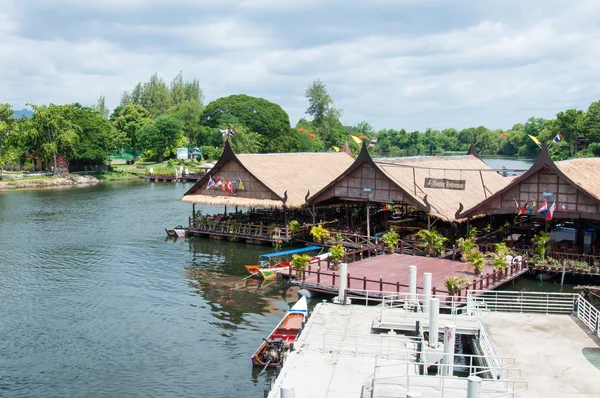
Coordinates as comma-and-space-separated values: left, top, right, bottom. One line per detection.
483, 312, 600, 398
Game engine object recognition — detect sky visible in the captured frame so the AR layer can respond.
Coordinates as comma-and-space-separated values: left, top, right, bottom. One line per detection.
1, 0, 600, 131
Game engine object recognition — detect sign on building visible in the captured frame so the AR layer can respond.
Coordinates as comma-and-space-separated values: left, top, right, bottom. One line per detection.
424, 178, 466, 190
176, 148, 189, 160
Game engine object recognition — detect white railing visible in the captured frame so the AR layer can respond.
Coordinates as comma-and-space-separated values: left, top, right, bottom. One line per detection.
467, 290, 577, 314
478, 320, 502, 379
372, 369, 527, 398
322, 331, 421, 357
348, 290, 464, 312
576, 295, 600, 336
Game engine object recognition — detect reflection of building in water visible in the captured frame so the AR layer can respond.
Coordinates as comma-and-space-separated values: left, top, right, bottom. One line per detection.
185, 267, 298, 327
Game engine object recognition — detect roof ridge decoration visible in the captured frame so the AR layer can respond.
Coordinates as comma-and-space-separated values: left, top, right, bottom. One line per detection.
466, 143, 481, 159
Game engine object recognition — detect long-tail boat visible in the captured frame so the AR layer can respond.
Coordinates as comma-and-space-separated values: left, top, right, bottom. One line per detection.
165, 225, 187, 237
251, 296, 308, 367
245, 246, 326, 280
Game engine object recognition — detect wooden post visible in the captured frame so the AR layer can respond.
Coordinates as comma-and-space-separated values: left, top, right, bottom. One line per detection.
379, 275, 383, 292
363, 277, 367, 290
317, 266, 320, 284
224, 205, 227, 216
366, 202, 371, 243
427, 215, 431, 230
312, 204, 316, 225
347, 272, 351, 288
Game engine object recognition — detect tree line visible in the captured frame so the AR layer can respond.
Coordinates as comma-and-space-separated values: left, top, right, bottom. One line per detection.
2, 74, 600, 175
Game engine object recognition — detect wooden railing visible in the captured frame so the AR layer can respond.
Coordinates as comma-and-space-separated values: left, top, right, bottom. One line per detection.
457, 260, 529, 298
188, 218, 311, 241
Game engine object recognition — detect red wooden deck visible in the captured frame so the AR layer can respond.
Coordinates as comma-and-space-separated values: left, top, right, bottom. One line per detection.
296, 253, 527, 298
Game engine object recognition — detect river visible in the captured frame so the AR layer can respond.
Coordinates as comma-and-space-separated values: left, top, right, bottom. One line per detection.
0, 182, 294, 398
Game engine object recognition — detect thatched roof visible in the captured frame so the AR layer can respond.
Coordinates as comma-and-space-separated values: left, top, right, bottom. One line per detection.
307, 143, 511, 222
555, 158, 600, 201
182, 141, 354, 208
458, 144, 600, 219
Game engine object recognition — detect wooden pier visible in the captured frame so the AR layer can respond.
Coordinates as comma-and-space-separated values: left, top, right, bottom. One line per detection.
292, 248, 529, 299
146, 172, 203, 183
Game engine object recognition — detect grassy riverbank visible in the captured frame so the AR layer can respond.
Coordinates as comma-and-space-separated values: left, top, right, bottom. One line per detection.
0, 170, 142, 190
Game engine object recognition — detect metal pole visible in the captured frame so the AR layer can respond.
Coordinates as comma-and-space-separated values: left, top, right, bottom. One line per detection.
280, 385, 295, 398
428, 298, 440, 348
408, 265, 417, 304
366, 202, 371, 242
423, 273, 432, 313
442, 324, 456, 377
467, 375, 482, 398
560, 258, 566, 291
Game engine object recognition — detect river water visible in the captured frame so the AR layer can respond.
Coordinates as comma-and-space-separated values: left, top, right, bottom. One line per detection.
0, 182, 296, 398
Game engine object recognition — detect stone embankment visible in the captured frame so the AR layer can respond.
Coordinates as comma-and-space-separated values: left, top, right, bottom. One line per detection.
0, 174, 101, 190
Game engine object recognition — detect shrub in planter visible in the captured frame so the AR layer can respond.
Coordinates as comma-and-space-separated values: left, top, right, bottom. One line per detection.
457, 237, 477, 262
287, 220, 301, 234
328, 244, 345, 271
466, 249, 485, 275
414, 228, 448, 257
291, 254, 311, 278
310, 225, 330, 244
381, 230, 399, 253
444, 275, 472, 295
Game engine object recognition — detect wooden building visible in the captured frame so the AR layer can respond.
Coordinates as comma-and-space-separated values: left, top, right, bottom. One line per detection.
307, 143, 510, 231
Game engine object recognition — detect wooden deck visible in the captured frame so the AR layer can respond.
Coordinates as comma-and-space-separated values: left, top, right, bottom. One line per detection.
294, 253, 529, 298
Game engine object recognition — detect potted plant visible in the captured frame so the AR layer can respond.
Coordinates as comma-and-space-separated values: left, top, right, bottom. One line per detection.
287, 220, 300, 234
531, 231, 550, 261
381, 230, 399, 253
414, 228, 448, 257
328, 244, 345, 271
310, 225, 330, 244
291, 254, 311, 279
466, 249, 485, 275
457, 237, 477, 262
444, 275, 472, 295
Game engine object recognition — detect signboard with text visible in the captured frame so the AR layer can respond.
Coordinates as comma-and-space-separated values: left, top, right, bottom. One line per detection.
424, 178, 466, 190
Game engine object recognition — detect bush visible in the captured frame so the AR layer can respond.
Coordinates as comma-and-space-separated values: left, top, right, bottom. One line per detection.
328, 244, 345, 267
287, 220, 300, 234
589, 142, 600, 157
201, 146, 217, 161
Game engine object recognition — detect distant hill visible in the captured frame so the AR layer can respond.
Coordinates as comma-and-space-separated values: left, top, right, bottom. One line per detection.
12, 108, 33, 118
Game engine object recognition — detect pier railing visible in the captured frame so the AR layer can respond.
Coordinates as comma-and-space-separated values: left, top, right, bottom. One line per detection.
322, 332, 421, 357
576, 294, 600, 336
466, 290, 578, 314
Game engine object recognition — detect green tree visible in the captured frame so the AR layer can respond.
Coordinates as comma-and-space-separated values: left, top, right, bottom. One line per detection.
113, 104, 151, 161
170, 71, 186, 105
166, 100, 204, 145
94, 95, 109, 119
555, 109, 585, 156
305, 79, 344, 148
584, 101, 600, 143
138, 116, 183, 162
200, 94, 291, 152
28, 104, 81, 174
0, 103, 15, 171
68, 104, 114, 167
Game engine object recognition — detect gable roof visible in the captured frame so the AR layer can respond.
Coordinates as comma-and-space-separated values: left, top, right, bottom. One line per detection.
182, 141, 354, 208
308, 143, 511, 222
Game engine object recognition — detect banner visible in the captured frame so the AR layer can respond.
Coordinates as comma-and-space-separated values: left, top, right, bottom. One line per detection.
424, 178, 466, 190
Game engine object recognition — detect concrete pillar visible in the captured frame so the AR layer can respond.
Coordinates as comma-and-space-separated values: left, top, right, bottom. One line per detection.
408, 265, 417, 303
428, 298, 440, 348
406, 391, 422, 398
467, 375, 482, 398
338, 263, 348, 304
423, 272, 432, 313
280, 385, 295, 398
442, 324, 456, 377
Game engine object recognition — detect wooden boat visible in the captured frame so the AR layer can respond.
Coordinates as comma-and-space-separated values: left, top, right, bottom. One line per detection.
165, 225, 187, 237
251, 296, 308, 368
245, 246, 326, 280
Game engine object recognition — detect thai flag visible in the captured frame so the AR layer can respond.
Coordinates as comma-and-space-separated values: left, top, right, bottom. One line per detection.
206, 176, 215, 190
546, 201, 556, 221
220, 129, 228, 137
228, 129, 235, 138
368, 138, 377, 148
537, 200, 548, 215
552, 133, 562, 144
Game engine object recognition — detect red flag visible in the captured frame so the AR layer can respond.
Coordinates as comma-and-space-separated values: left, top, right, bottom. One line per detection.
514, 198, 519, 211
561, 204, 567, 213
518, 203, 527, 215
546, 201, 556, 221
226, 179, 233, 194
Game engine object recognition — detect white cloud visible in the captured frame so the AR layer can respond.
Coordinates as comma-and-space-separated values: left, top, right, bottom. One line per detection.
1, 0, 600, 131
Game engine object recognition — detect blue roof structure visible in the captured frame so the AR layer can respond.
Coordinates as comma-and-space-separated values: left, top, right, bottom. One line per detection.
260, 246, 322, 259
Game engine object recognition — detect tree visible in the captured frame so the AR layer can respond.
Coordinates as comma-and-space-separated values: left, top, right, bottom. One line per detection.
166, 100, 204, 145
200, 94, 291, 152
113, 104, 151, 161
94, 95, 109, 119
305, 79, 344, 148
584, 101, 600, 143
69, 104, 114, 168
138, 116, 183, 162
555, 109, 585, 156
0, 103, 15, 171
27, 104, 81, 174
170, 71, 186, 105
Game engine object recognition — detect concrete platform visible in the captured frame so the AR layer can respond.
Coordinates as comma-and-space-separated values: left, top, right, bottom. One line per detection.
482, 312, 600, 398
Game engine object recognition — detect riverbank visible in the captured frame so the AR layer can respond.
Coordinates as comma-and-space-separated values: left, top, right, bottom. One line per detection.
0, 171, 142, 190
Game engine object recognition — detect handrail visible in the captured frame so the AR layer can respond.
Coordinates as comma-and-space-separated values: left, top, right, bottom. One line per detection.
576, 295, 600, 336
466, 290, 578, 315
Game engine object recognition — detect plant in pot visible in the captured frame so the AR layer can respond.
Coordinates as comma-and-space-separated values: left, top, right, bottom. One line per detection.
328, 244, 345, 271
466, 249, 485, 275
531, 231, 550, 261
310, 225, 330, 244
466, 226, 477, 240
287, 220, 301, 235
291, 254, 311, 279
414, 228, 448, 257
381, 230, 399, 253
457, 237, 477, 262
444, 275, 471, 295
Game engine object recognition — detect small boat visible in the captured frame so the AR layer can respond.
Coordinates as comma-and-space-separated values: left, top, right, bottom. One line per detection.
245, 246, 326, 280
251, 296, 308, 368
165, 225, 187, 237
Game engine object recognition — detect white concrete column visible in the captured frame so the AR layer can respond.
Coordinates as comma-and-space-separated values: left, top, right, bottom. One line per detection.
406, 391, 422, 398
428, 298, 440, 348
467, 375, 482, 398
280, 385, 295, 398
338, 263, 348, 304
408, 265, 417, 303
442, 324, 456, 377
423, 272, 432, 313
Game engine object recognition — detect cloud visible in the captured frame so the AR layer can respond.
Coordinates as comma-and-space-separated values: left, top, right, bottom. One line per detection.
1, 0, 600, 131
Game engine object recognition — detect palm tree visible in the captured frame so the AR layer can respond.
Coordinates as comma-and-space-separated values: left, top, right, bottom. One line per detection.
414, 228, 448, 257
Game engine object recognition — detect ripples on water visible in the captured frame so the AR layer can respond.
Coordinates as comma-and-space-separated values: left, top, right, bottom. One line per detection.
0, 182, 294, 397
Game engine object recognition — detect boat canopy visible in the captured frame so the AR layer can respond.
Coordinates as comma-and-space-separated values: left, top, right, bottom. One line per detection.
260, 246, 322, 259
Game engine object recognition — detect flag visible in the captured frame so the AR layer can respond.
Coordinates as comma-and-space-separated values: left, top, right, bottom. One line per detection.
351, 135, 362, 145
528, 134, 542, 148
238, 179, 244, 191
537, 200, 548, 215
546, 201, 556, 221
518, 203, 527, 215
206, 176, 215, 190
552, 133, 562, 144
228, 129, 235, 138
214, 178, 222, 188
332, 146, 340, 152
226, 179, 233, 194
561, 204, 567, 213
513, 198, 519, 211
221, 180, 226, 192
220, 129, 228, 137
368, 138, 377, 148
529, 200, 536, 215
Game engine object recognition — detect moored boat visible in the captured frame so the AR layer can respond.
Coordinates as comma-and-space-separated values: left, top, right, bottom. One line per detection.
165, 225, 188, 237
245, 246, 326, 280
251, 296, 308, 367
